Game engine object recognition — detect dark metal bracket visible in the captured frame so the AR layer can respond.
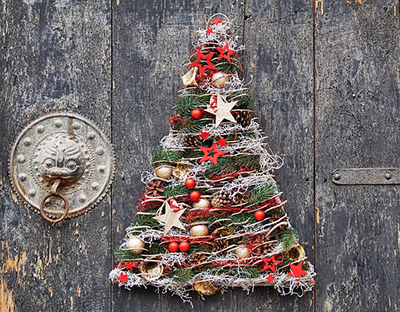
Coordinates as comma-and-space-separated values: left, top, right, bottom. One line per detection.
332, 168, 400, 185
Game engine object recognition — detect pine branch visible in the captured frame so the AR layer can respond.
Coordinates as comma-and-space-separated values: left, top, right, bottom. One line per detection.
176, 95, 209, 117
205, 155, 260, 178
152, 149, 183, 167
246, 183, 278, 205
280, 228, 299, 251
163, 184, 189, 198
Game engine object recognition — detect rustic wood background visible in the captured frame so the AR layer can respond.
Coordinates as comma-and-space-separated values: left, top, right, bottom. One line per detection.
1, 0, 399, 311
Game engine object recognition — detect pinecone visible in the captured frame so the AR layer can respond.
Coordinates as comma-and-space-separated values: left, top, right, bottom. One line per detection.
212, 239, 228, 253
234, 111, 253, 127
183, 134, 202, 147
232, 192, 246, 205
211, 191, 231, 208
188, 253, 206, 267
253, 234, 274, 255
145, 180, 165, 197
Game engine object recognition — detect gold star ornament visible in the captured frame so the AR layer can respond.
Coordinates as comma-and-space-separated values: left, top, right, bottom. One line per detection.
153, 201, 186, 235
204, 94, 237, 127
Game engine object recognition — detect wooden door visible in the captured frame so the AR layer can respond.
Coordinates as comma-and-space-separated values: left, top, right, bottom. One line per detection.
1, 1, 398, 311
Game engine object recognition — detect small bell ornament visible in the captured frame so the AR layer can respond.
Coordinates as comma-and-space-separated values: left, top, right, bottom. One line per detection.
182, 67, 198, 88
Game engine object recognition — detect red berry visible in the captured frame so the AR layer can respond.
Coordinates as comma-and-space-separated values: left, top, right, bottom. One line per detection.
168, 242, 179, 252
185, 178, 196, 189
190, 191, 201, 202
179, 241, 190, 252
254, 210, 266, 221
191, 109, 202, 120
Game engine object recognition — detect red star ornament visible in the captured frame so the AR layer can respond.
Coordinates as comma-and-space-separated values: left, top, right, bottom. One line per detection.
260, 255, 282, 273
206, 27, 213, 34
217, 137, 227, 147
199, 143, 227, 165
287, 261, 308, 279
267, 275, 275, 283
217, 43, 237, 62
118, 272, 128, 284
200, 130, 211, 139
189, 49, 216, 77
211, 17, 222, 25
125, 262, 139, 270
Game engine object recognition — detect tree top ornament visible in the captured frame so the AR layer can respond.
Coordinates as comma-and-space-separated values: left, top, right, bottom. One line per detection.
110, 13, 315, 304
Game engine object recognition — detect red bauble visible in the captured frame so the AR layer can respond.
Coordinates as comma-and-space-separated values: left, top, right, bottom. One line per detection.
190, 191, 201, 202
254, 210, 266, 221
191, 109, 202, 120
179, 241, 190, 252
185, 178, 196, 189
168, 242, 179, 252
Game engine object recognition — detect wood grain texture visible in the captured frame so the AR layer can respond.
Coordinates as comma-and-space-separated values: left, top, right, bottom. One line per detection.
244, 0, 315, 310
0, 1, 111, 312
315, 1, 400, 311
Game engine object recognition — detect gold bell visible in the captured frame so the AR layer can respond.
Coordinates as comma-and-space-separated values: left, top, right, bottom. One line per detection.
182, 67, 198, 88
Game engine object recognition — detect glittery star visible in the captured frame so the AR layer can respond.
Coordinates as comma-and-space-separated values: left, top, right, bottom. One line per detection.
287, 261, 308, 279
200, 130, 211, 139
154, 201, 186, 235
206, 27, 213, 34
189, 49, 216, 77
216, 137, 227, 147
117, 272, 128, 284
260, 255, 282, 273
217, 43, 236, 62
204, 94, 237, 127
267, 275, 275, 283
211, 17, 222, 25
199, 143, 228, 166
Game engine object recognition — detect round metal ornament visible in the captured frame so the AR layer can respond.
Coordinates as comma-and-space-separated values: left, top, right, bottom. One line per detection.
10, 113, 115, 223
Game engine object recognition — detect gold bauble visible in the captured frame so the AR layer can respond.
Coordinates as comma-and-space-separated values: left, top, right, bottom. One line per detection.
211, 72, 230, 88
192, 198, 211, 209
190, 224, 209, 237
126, 237, 145, 254
234, 245, 251, 259
138, 256, 164, 281
182, 67, 198, 88
173, 162, 193, 179
193, 278, 218, 296
154, 166, 173, 179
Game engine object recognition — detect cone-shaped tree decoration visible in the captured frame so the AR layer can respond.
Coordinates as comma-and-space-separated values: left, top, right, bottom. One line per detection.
110, 14, 315, 302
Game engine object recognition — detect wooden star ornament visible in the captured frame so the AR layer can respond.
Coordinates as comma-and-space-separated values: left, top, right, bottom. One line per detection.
154, 201, 186, 235
204, 94, 237, 127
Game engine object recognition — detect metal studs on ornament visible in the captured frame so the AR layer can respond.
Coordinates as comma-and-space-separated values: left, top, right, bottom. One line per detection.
9, 112, 115, 223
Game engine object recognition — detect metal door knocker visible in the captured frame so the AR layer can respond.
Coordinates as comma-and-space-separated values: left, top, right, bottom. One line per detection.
10, 113, 115, 223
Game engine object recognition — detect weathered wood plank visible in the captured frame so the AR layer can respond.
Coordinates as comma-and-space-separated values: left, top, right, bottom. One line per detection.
0, 1, 111, 311
244, 0, 315, 311
315, 1, 400, 311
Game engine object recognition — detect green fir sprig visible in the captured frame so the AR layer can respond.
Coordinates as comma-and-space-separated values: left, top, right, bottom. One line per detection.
280, 228, 299, 251
152, 149, 183, 167
246, 183, 278, 205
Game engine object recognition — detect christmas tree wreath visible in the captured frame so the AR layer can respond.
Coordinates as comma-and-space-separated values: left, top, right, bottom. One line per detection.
110, 14, 315, 303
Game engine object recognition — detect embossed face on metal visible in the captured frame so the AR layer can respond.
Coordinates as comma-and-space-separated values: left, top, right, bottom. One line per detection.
10, 113, 114, 222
